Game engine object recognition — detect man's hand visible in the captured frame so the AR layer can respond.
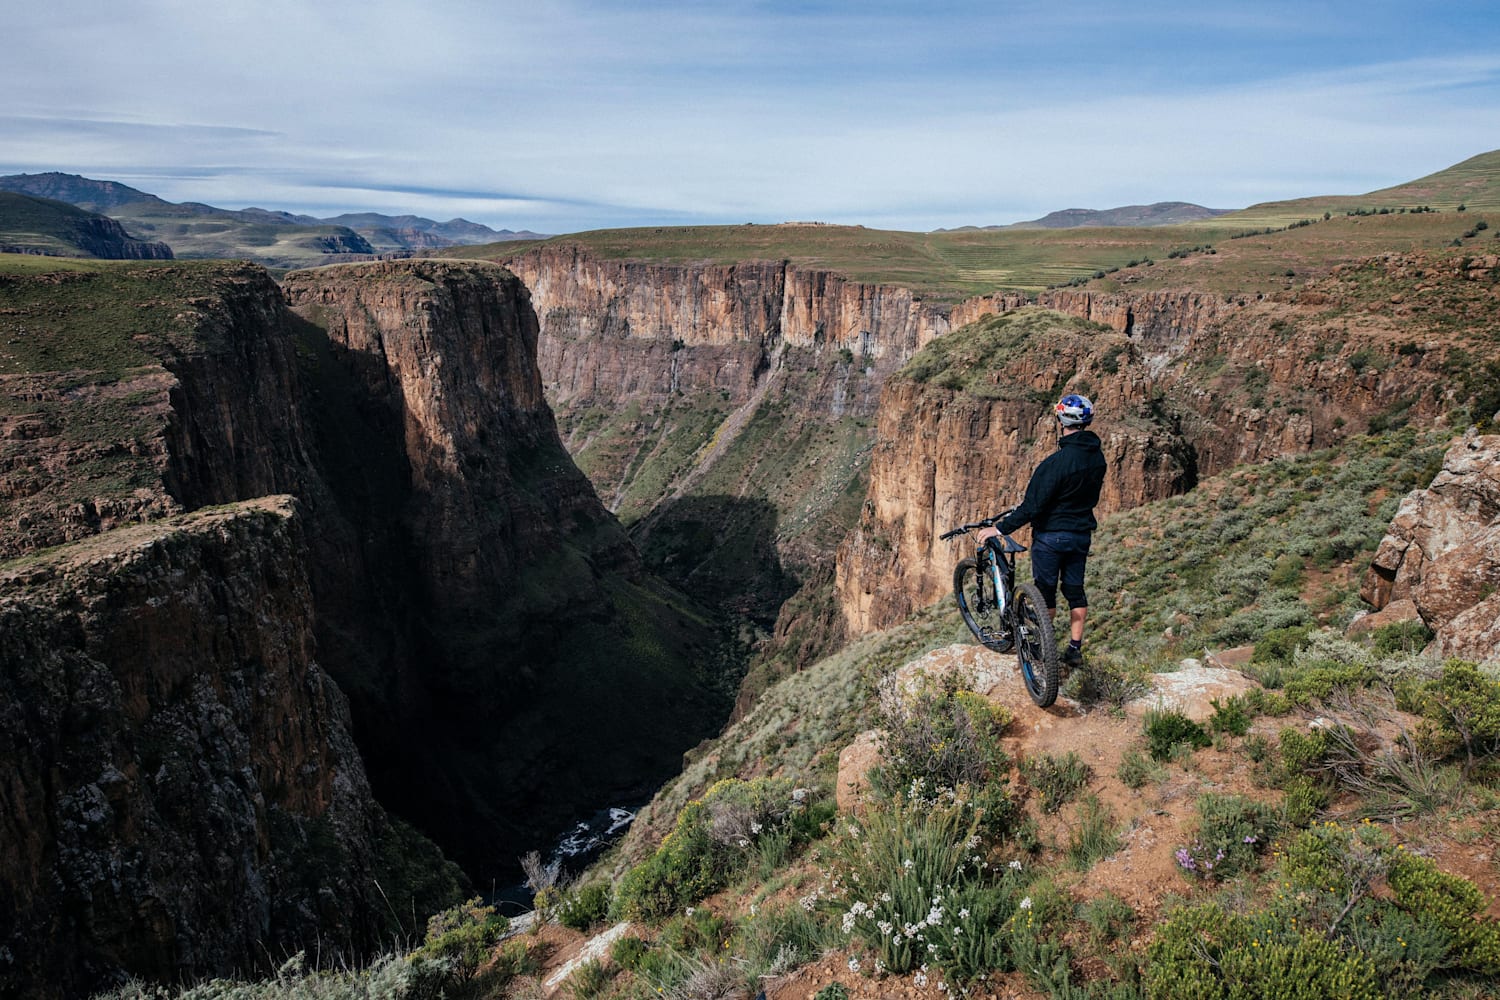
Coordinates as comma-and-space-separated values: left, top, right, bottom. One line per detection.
976, 526, 1001, 545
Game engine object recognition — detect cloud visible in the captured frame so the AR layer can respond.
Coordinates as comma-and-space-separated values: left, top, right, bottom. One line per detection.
3, 2, 1498, 231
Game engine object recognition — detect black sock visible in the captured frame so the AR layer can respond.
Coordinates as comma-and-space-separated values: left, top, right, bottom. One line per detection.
1068, 639, 1082, 650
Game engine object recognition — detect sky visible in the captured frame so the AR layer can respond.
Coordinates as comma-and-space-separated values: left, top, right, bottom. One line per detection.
6, 1, 1500, 234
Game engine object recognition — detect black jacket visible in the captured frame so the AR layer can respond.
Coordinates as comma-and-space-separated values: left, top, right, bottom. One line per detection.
996, 429, 1107, 535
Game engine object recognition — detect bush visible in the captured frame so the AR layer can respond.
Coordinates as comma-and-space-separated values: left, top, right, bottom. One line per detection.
1022, 750, 1092, 814
414, 897, 509, 982
610, 935, 650, 970
1208, 695, 1253, 736
1254, 624, 1314, 664
1117, 747, 1167, 789
613, 777, 808, 921
1370, 619, 1434, 656
1174, 794, 1276, 882
1144, 708, 1211, 761
829, 793, 1005, 977
558, 881, 611, 931
1067, 794, 1123, 871
876, 669, 1012, 792
1406, 660, 1500, 774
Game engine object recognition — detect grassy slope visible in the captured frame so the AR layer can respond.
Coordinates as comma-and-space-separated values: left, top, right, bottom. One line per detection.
455, 150, 1500, 299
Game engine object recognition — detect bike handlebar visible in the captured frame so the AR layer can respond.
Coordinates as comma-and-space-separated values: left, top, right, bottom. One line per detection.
939, 508, 1015, 540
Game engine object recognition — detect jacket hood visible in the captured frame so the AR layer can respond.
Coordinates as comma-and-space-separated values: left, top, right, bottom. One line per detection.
1060, 429, 1102, 451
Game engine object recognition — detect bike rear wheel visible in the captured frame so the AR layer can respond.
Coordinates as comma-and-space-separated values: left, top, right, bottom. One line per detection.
953, 557, 1014, 653
1014, 582, 1060, 707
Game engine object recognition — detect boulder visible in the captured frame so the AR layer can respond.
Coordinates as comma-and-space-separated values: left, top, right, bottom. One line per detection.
1125, 665, 1260, 723
1361, 430, 1500, 663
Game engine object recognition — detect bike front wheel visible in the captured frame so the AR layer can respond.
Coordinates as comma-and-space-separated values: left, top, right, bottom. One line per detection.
953, 557, 1014, 653
1014, 582, 1060, 707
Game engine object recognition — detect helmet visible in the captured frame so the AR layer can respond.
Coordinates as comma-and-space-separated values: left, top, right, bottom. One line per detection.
1055, 393, 1094, 427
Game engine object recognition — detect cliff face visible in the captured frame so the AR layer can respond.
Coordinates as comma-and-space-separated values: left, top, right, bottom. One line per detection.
0, 500, 418, 999
1361, 430, 1500, 662
835, 270, 1460, 633
2, 257, 720, 994
281, 261, 724, 874
501, 248, 955, 678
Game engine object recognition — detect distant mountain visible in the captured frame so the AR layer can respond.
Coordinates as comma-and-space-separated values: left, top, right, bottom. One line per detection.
0, 172, 546, 267
0, 192, 173, 259
1004, 202, 1231, 229
0, 172, 167, 213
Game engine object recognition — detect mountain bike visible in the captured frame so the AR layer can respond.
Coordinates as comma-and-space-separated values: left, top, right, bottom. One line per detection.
940, 515, 1060, 708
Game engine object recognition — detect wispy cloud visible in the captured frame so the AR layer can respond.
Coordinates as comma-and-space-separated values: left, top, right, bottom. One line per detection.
3, 2, 1498, 231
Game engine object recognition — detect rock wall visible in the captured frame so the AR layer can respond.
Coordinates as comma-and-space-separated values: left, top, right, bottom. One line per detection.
1361, 430, 1500, 662
835, 280, 1457, 634
282, 261, 723, 875
506, 247, 954, 412
1, 257, 720, 993
0, 499, 410, 999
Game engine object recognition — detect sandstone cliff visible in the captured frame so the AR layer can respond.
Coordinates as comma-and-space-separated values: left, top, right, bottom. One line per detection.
281, 261, 725, 873
1, 257, 725, 993
1361, 430, 1500, 662
0, 499, 452, 999
835, 270, 1463, 634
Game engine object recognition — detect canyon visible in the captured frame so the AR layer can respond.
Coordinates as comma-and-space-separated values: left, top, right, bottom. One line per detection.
498, 244, 1484, 654
0, 258, 722, 997
3, 226, 1497, 998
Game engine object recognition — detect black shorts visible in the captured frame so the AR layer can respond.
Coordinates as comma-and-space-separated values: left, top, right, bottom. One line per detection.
1030, 529, 1091, 610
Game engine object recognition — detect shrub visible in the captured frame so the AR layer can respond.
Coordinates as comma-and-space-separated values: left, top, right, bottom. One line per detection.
1117, 747, 1167, 789
614, 777, 807, 921
1022, 750, 1092, 814
414, 897, 509, 982
1208, 695, 1253, 736
1067, 794, 1123, 871
813, 984, 850, 1000
563, 959, 610, 1000
1370, 619, 1434, 656
1254, 624, 1314, 664
558, 881, 611, 931
1144, 708, 1211, 761
829, 793, 1005, 976
610, 935, 650, 970
876, 670, 1012, 792
1174, 794, 1276, 882
1406, 660, 1500, 775
1070, 656, 1151, 708
1145, 904, 1382, 1000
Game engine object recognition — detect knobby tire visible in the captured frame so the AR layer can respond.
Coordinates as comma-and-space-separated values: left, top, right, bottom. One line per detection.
1014, 582, 1060, 707
953, 556, 1013, 653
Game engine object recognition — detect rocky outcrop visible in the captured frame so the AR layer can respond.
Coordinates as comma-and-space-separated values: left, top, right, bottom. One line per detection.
0, 499, 444, 999
1361, 430, 1500, 662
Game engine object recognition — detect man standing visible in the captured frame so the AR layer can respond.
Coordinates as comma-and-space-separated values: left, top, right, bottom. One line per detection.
977, 394, 1107, 665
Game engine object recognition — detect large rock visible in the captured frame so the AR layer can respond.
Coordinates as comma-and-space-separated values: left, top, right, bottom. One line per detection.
1361, 429, 1500, 662
0, 500, 446, 999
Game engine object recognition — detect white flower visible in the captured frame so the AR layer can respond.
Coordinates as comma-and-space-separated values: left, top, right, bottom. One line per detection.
737, 838, 749, 848
880, 892, 892, 903
877, 920, 893, 936
848, 957, 860, 974
874, 959, 885, 975
792, 787, 808, 803
958, 908, 970, 919
750, 820, 763, 834
1009, 859, 1024, 871
749, 903, 758, 917
914, 970, 929, 988
1019, 896, 1033, 910
926, 907, 944, 925
685, 907, 695, 916
902, 858, 915, 870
